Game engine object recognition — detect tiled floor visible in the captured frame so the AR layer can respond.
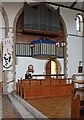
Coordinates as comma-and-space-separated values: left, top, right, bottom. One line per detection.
27, 96, 72, 118
2, 95, 21, 118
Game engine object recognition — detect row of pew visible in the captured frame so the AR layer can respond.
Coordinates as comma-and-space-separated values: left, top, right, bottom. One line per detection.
16, 78, 84, 118
71, 90, 84, 118
16, 78, 73, 100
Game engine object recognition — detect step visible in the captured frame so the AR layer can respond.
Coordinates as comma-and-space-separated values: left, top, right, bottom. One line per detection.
8, 92, 48, 119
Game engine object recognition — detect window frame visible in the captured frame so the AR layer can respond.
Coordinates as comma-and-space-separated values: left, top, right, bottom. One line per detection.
76, 14, 83, 32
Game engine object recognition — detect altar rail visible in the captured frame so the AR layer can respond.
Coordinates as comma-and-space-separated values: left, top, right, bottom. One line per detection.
32, 74, 65, 79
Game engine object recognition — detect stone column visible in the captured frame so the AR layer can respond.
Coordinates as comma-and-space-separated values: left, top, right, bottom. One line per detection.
12, 29, 16, 91
64, 37, 68, 78
2, 29, 15, 94
2, 71, 8, 95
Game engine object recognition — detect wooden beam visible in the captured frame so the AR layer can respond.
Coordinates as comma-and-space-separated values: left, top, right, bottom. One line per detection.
23, 29, 64, 37
46, 2, 84, 12
70, 1, 78, 8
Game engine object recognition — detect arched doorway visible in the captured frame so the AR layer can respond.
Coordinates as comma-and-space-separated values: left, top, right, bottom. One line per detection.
46, 59, 61, 79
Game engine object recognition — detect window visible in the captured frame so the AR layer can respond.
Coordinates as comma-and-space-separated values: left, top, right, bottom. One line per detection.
76, 14, 83, 35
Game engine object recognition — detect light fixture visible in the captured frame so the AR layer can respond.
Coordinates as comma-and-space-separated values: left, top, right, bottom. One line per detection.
56, 41, 65, 47
30, 44, 35, 48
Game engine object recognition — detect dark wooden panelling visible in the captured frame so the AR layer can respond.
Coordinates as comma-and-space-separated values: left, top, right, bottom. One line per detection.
31, 7, 38, 29
24, 2, 32, 29
16, 12, 23, 32
16, 3, 64, 43
24, 2, 60, 32
51, 8, 60, 32
38, 2, 48, 30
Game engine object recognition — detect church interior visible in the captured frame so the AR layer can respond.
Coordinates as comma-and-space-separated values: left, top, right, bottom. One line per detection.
0, 0, 84, 119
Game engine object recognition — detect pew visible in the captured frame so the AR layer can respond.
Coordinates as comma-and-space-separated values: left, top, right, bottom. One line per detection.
71, 94, 80, 118
71, 90, 84, 118
16, 79, 32, 96
23, 83, 73, 100
71, 74, 84, 118
16, 78, 73, 100
16, 78, 67, 94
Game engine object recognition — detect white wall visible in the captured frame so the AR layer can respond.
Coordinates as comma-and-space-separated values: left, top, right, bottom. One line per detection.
60, 7, 82, 35
67, 36, 82, 77
16, 57, 64, 80
16, 57, 46, 80
60, 8, 83, 77
57, 58, 64, 74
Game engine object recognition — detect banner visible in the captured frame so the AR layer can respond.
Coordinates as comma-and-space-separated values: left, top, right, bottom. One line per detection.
3, 37, 13, 70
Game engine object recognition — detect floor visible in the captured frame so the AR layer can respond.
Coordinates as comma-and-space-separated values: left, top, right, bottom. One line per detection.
1, 93, 84, 119
0, 95, 2, 119
27, 96, 71, 118
2, 94, 22, 118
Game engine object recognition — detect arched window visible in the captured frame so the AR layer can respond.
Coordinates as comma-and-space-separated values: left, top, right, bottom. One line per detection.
76, 14, 83, 35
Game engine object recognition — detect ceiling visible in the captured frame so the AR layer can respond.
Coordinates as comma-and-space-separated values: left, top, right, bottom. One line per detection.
1, 0, 84, 12
28, 0, 84, 12
46, 1, 84, 12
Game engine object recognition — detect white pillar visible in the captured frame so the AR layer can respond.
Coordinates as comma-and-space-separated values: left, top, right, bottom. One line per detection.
2, 29, 15, 94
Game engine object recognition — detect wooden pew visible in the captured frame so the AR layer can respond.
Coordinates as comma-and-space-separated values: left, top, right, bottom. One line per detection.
16, 79, 43, 97
17, 79, 73, 99
16, 78, 67, 96
16, 79, 30, 96
71, 91, 84, 118
16, 78, 73, 100
71, 94, 80, 118
23, 83, 74, 100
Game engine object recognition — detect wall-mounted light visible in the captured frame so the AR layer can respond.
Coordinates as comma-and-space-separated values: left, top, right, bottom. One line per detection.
56, 41, 65, 47
30, 44, 35, 48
